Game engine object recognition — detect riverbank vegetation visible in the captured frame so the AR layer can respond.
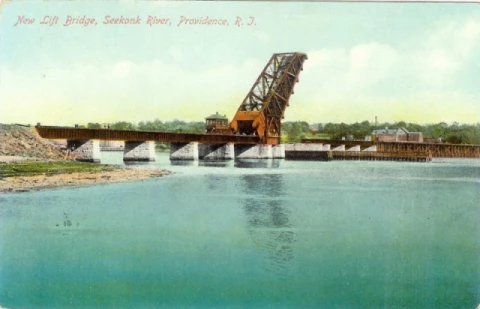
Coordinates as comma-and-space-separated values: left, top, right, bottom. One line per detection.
0, 124, 173, 193
87, 120, 205, 134
319, 121, 480, 144
0, 162, 171, 193
0, 161, 117, 178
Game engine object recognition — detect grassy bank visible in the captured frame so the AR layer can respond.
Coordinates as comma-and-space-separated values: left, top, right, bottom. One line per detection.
0, 161, 118, 178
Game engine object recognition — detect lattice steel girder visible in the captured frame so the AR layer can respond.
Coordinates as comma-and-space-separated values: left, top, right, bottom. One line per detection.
230, 52, 308, 143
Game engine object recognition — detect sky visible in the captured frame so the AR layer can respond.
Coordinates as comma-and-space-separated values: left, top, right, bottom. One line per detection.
0, 0, 479, 126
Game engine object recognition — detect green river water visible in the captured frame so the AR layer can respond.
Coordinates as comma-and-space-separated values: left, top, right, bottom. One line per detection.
0, 153, 479, 309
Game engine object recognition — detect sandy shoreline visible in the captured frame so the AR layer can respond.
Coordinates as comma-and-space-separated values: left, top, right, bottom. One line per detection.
0, 166, 172, 193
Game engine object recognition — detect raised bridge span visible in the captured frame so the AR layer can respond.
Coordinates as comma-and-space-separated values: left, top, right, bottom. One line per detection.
36, 52, 309, 162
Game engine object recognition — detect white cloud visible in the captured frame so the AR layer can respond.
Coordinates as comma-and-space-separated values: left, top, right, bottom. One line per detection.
112, 61, 133, 78
349, 43, 398, 72
0, 56, 267, 125
302, 17, 480, 95
426, 50, 459, 71
287, 17, 480, 123
306, 48, 347, 69
412, 18, 480, 89
426, 19, 480, 61
300, 42, 400, 99
1, 16, 479, 126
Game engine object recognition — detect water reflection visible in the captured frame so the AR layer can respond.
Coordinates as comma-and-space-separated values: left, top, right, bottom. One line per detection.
170, 160, 199, 167
123, 161, 152, 167
205, 175, 225, 191
169, 159, 282, 169
198, 160, 235, 168
241, 173, 296, 279
234, 159, 281, 169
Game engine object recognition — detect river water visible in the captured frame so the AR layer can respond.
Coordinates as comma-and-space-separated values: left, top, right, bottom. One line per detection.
1, 153, 479, 309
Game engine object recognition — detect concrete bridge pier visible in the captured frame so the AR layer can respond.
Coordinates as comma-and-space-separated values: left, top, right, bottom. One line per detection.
294, 143, 324, 151
272, 144, 285, 159
347, 145, 361, 151
170, 142, 199, 160
199, 143, 235, 160
332, 145, 345, 151
235, 144, 273, 159
362, 145, 377, 152
66, 140, 101, 163
123, 141, 155, 162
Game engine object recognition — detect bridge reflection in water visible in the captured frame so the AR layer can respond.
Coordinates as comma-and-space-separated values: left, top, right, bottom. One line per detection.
195, 158, 295, 278
240, 169, 296, 281
198, 161, 235, 168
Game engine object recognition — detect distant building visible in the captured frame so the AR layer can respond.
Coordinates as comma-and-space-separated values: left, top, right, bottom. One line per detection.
407, 132, 423, 142
371, 127, 424, 143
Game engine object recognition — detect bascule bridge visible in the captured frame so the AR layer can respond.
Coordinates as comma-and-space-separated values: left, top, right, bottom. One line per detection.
35, 52, 479, 162
35, 52, 309, 162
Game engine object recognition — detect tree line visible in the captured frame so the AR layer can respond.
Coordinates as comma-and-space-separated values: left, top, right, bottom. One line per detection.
317, 121, 480, 145
85, 119, 480, 145
87, 119, 205, 134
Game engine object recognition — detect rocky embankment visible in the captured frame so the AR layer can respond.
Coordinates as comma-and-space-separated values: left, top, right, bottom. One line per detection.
0, 124, 171, 193
0, 124, 64, 160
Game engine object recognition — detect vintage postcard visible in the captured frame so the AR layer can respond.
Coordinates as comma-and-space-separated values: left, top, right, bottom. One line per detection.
0, 0, 479, 308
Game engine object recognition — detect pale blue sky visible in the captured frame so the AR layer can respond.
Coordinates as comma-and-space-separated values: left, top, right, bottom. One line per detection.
1, 1, 479, 126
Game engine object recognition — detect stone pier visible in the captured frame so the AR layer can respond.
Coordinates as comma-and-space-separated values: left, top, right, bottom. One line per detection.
294, 143, 324, 151
332, 145, 346, 151
123, 141, 155, 162
285, 143, 325, 151
198, 143, 235, 160
170, 142, 199, 160
167, 142, 376, 160
66, 140, 101, 163
235, 144, 273, 159
347, 145, 361, 151
272, 144, 285, 159
362, 145, 377, 152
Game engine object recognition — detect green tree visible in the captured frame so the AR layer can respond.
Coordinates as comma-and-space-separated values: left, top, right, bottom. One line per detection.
317, 123, 324, 132
110, 121, 136, 130
87, 122, 102, 129
281, 121, 311, 142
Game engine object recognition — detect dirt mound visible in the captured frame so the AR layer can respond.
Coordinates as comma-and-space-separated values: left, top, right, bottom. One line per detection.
0, 124, 64, 160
